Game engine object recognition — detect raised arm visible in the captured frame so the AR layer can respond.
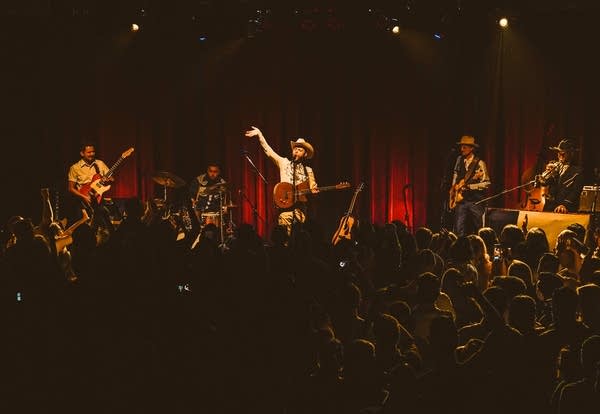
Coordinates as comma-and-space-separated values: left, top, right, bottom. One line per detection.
244, 126, 287, 166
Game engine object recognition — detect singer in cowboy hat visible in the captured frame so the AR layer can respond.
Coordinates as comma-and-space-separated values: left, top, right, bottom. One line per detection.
450, 135, 491, 236
244, 126, 319, 237
540, 138, 584, 213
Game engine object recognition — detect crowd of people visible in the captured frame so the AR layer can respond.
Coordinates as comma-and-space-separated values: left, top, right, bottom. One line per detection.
1, 130, 598, 412
2, 183, 600, 413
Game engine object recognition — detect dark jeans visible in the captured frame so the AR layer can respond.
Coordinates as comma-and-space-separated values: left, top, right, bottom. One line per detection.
454, 200, 484, 236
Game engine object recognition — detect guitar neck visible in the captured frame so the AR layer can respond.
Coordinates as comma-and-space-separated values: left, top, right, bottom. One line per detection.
343, 183, 364, 216
345, 194, 359, 216
63, 210, 90, 236
297, 184, 339, 195
103, 156, 126, 179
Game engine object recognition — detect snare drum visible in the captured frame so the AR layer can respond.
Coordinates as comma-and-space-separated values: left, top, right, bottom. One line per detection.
201, 212, 221, 228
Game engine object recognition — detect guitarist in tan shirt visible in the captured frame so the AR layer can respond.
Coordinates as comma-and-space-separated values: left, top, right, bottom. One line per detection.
67, 142, 116, 231
449, 135, 491, 236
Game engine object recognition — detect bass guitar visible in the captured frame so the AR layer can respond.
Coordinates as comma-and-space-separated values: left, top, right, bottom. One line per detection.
331, 182, 365, 246
273, 181, 350, 209
79, 147, 135, 204
448, 170, 483, 210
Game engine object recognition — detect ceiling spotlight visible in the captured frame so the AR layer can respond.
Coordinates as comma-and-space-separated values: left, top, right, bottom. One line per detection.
131, 23, 140, 32
498, 17, 509, 28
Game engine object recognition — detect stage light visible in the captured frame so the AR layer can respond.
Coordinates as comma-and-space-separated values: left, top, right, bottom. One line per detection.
131, 23, 140, 32
498, 17, 509, 28
433, 32, 444, 40
392, 25, 400, 34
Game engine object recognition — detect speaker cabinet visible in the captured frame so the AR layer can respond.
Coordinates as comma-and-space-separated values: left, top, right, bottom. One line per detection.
579, 186, 600, 212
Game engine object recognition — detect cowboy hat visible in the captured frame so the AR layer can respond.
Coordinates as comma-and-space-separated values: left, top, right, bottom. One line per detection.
549, 139, 578, 152
456, 135, 479, 148
290, 138, 314, 159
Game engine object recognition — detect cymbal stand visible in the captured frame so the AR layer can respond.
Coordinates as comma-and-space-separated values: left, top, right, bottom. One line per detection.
224, 191, 236, 237
161, 184, 170, 220
218, 189, 225, 248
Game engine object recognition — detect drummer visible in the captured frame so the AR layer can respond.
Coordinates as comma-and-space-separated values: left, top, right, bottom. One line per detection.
189, 162, 227, 224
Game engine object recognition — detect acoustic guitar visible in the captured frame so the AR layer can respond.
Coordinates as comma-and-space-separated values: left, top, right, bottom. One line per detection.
54, 209, 91, 253
448, 170, 483, 210
331, 182, 365, 246
79, 147, 135, 204
273, 181, 350, 209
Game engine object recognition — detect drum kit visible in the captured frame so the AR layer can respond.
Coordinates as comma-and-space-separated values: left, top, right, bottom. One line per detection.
151, 171, 237, 245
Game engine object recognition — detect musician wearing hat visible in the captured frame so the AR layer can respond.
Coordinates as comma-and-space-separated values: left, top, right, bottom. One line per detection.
450, 135, 491, 236
539, 139, 584, 213
245, 126, 318, 236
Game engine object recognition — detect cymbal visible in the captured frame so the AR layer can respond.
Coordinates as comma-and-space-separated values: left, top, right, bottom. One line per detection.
152, 171, 186, 188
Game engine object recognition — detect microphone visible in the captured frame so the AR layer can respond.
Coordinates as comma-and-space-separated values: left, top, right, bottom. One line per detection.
241, 149, 249, 155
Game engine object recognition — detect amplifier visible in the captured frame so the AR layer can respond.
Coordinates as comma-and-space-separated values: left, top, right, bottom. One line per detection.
579, 186, 600, 212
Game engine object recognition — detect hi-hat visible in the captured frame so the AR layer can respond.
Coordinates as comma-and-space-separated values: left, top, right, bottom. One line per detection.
152, 171, 186, 188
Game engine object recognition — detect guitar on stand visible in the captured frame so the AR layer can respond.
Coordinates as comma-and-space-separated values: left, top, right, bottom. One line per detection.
332, 182, 365, 246
54, 209, 91, 253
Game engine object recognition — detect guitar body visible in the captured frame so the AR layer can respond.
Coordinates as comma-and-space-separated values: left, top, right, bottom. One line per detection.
448, 179, 466, 210
79, 174, 112, 204
448, 170, 483, 210
331, 182, 364, 246
54, 209, 90, 253
332, 215, 355, 245
273, 181, 309, 209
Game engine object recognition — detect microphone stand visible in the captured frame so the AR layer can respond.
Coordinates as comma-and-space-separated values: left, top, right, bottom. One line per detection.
242, 151, 268, 230
403, 184, 412, 232
475, 179, 538, 206
239, 188, 265, 226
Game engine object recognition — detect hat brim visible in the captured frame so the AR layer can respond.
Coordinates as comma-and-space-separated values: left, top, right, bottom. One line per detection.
290, 141, 314, 159
456, 141, 479, 148
549, 146, 577, 152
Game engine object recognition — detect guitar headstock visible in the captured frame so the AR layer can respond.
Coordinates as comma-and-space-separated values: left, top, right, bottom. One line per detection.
336, 182, 351, 190
122, 147, 135, 158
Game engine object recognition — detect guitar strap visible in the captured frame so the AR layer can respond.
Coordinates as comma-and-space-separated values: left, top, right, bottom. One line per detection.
302, 164, 309, 187
463, 157, 480, 185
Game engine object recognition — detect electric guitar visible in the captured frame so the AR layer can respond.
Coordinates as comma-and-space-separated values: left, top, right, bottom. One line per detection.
448, 170, 483, 210
79, 147, 135, 204
331, 182, 365, 246
273, 181, 350, 209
